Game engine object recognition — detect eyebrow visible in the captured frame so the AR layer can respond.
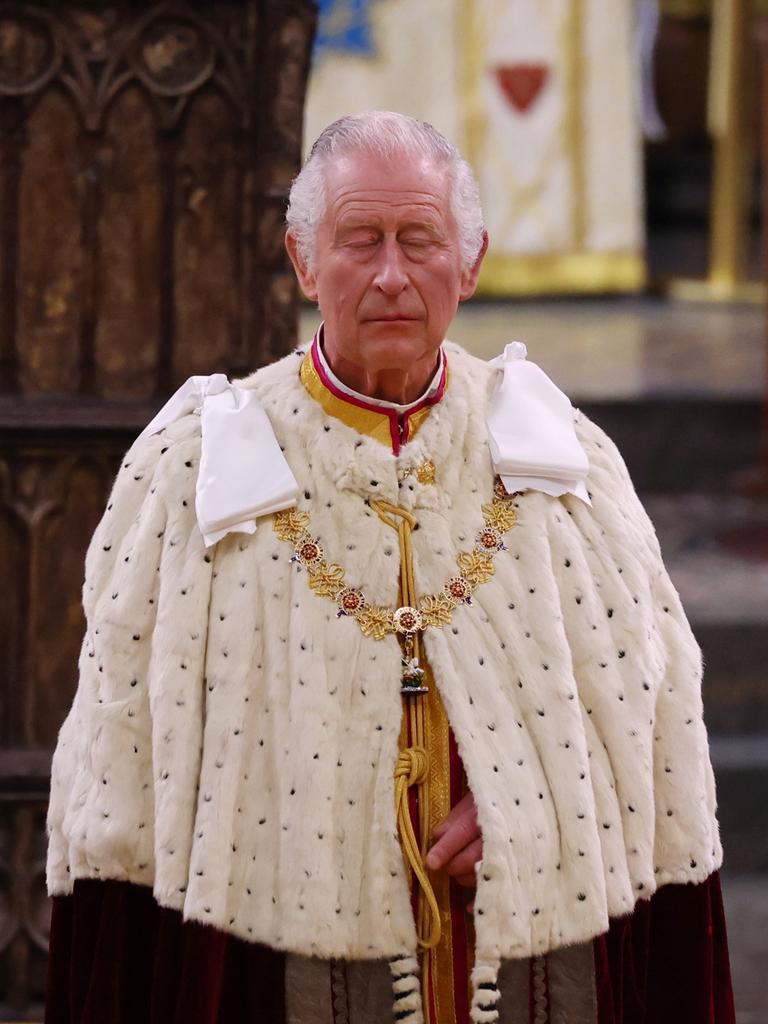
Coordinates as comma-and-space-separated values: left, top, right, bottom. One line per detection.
336, 216, 443, 234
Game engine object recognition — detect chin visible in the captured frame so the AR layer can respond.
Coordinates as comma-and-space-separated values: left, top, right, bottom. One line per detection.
359, 325, 437, 367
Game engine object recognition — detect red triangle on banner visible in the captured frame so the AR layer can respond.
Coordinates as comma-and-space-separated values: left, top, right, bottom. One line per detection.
494, 64, 550, 114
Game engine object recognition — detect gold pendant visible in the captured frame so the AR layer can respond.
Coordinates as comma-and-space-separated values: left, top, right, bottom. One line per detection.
400, 631, 428, 696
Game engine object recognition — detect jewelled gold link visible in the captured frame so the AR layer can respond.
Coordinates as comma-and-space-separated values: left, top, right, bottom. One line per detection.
370, 498, 440, 953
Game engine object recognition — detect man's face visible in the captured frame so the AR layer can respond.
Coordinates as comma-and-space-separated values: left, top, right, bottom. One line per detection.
287, 150, 486, 376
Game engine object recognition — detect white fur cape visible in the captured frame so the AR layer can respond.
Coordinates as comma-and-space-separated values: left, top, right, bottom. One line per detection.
46, 342, 721, 988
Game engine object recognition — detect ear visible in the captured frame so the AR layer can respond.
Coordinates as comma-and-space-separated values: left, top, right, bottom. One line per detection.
285, 231, 319, 301
458, 230, 489, 301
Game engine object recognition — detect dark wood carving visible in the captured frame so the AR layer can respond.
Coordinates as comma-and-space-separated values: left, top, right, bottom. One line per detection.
0, 2, 317, 1015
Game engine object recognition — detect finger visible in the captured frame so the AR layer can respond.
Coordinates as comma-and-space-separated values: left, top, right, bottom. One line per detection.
430, 792, 476, 842
426, 806, 480, 870
426, 817, 480, 870
442, 837, 483, 879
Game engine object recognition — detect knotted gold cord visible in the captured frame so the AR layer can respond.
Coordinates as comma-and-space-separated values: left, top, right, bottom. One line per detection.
394, 748, 441, 949
370, 498, 441, 950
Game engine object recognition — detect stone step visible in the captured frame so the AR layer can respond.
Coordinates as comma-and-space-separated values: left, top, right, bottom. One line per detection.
640, 494, 768, 734
711, 735, 768, 874
581, 399, 762, 494
718, 873, 768, 1023
699, 624, 768, 735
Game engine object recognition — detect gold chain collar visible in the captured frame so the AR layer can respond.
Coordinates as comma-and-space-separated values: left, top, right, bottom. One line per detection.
273, 476, 521, 641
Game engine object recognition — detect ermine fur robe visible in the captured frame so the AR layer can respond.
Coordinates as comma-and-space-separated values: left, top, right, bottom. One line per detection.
46, 341, 721, 1008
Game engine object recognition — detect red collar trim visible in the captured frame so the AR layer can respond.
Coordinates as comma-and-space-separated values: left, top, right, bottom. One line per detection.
309, 328, 447, 454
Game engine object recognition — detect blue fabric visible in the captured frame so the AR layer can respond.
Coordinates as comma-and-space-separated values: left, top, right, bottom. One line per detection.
314, 0, 380, 57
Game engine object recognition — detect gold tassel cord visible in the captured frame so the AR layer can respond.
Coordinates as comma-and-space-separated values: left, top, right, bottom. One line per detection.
369, 498, 422, 662
394, 747, 442, 950
370, 498, 441, 950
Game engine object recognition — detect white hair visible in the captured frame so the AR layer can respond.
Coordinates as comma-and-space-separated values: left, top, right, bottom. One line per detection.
286, 110, 485, 271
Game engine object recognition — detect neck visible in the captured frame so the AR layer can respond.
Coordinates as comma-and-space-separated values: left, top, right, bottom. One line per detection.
321, 342, 440, 406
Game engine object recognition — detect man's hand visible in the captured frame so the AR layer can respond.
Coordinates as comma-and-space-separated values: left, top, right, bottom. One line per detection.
425, 791, 483, 887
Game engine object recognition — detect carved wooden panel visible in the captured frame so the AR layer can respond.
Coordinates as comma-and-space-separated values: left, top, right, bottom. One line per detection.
0, 2, 317, 1014
0, 442, 119, 749
174, 87, 240, 380
16, 88, 83, 396
0, 1, 315, 397
0, 801, 49, 1019
95, 83, 164, 398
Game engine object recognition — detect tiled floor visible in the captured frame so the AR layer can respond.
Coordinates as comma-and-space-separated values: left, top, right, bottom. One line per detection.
644, 493, 768, 625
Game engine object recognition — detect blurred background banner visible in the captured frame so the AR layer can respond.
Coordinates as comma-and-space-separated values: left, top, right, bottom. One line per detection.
306, 0, 646, 295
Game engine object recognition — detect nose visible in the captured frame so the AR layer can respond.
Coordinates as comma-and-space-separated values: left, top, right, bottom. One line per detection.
372, 236, 409, 295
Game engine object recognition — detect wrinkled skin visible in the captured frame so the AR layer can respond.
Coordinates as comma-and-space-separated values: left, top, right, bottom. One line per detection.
286, 149, 487, 405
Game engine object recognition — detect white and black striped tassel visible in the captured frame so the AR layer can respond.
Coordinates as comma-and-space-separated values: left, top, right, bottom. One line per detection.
389, 954, 423, 1023
470, 959, 502, 1023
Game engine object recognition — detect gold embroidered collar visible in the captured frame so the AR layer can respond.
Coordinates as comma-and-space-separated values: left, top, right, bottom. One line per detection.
299, 329, 448, 455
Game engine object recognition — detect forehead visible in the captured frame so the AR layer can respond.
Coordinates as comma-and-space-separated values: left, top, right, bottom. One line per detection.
322, 150, 452, 224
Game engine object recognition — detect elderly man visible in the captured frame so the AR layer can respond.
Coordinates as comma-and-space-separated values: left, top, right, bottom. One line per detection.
45, 112, 734, 1024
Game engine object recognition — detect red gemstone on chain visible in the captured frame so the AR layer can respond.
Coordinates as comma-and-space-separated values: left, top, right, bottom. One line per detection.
445, 576, 471, 604
295, 537, 324, 567
476, 527, 503, 551
393, 606, 423, 633
337, 587, 365, 616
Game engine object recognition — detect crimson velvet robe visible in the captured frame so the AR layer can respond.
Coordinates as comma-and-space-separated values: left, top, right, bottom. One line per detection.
45, 871, 734, 1024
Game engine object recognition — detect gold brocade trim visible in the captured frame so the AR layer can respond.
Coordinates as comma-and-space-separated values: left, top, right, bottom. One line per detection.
421, 659, 458, 1024
397, 655, 458, 1022
299, 349, 436, 447
363, 487, 479, 1015
373, 503, 441, 952
477, 250, 646, 297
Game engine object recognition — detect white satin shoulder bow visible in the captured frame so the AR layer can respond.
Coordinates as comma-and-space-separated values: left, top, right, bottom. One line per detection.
136, 374, 300, 547
487, 342, 591, 505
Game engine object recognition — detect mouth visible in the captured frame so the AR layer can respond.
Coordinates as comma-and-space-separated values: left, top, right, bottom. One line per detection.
365, 315, 420, 323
